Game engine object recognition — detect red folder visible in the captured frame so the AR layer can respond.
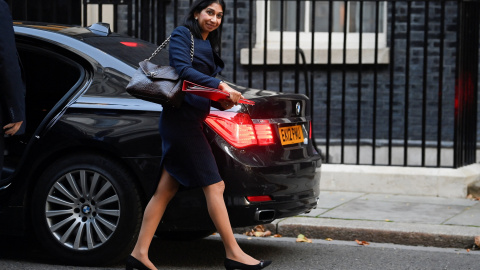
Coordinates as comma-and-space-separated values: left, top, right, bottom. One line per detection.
182, 80, 255, 105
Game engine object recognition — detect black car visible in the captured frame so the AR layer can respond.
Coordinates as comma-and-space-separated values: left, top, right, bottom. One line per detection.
0, 22, 321, 265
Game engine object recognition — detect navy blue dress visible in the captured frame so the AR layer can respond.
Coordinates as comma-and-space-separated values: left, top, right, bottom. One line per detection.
159, 26, 224, 187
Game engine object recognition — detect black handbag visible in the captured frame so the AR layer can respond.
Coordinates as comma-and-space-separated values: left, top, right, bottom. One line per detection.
126, 33, 194, 108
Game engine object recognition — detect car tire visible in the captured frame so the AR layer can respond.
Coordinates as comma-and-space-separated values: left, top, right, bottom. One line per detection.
31, 154, 142, 266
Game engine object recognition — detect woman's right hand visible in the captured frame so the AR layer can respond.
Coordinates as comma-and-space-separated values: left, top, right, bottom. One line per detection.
218, 81, 243, 104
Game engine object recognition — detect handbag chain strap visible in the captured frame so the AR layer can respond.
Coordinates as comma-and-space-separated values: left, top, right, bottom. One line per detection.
147, 33, 194, 62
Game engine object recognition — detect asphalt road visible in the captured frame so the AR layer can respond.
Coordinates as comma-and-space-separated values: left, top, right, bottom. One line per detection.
1, 234, 479, 269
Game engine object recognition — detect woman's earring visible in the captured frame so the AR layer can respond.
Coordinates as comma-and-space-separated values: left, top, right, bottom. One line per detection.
195, 17, 198, 20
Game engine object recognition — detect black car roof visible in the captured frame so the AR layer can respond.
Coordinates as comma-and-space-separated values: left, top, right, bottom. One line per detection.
14, 21, 161, 68
13, 21, 120, 39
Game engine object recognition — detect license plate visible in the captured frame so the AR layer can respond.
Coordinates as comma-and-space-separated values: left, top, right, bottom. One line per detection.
279, 125, 304, 145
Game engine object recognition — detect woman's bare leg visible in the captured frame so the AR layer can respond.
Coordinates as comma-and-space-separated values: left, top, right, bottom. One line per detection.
130, 169, 179, 270
203, 181, 260, 265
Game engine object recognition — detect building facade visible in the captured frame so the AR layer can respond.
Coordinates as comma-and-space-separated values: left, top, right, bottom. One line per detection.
7, 0, 479, 168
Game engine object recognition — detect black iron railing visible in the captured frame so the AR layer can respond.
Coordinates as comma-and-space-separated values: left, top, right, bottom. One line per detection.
7, 0, 479, 168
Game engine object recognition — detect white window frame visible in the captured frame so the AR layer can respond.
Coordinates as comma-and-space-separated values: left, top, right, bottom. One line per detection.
82, 3, 115, 28
241, 1, 389, 65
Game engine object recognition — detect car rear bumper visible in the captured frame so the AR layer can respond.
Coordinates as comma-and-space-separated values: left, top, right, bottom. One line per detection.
157, 152, 321, 231
226, 194, 319, 227
224, 158, 321, 227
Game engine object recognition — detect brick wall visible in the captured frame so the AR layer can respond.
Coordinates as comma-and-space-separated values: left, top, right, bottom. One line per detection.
116, 0, 477, 149
219, 1, 465, 146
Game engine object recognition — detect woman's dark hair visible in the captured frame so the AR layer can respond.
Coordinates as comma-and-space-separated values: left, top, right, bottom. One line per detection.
184, 0, 225, 52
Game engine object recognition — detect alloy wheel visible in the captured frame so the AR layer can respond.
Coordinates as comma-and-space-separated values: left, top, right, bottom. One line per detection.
44, 169, 121, 250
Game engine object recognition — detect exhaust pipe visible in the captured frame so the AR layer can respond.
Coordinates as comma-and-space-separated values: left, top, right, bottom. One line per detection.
254, 209, 275, 222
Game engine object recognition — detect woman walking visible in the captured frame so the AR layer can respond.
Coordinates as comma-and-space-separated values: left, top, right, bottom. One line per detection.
126, 1, 272, 270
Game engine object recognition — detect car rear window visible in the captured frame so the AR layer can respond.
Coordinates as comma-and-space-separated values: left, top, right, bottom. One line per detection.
82, 36, 169, 67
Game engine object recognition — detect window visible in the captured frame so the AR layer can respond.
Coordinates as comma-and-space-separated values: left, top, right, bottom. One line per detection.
82, 3, 115, 28
241, 1, 389, 65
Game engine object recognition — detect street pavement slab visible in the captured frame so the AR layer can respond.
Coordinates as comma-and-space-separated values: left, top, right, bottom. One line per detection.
243, 191, 480, 249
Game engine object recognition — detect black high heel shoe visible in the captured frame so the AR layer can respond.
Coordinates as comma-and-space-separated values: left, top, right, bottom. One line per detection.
126, 255, 154, 270
224, 258, 272, 270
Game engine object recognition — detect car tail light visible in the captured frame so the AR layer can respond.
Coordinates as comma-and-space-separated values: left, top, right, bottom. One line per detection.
120, 41, 140, 47
246, 195, 272, 202
205, 111, 274, 148
253, 121, 274, 145
309, 121, 312, 139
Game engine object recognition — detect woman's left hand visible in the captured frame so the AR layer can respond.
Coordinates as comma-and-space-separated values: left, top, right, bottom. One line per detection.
218, 81, 243, 104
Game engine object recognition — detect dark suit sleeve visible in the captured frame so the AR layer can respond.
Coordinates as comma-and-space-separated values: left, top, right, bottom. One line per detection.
0, 1, 26, 127
169, 26, 222, 89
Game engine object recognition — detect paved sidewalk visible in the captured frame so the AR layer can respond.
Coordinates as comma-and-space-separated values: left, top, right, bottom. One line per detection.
268, 191, 480, 249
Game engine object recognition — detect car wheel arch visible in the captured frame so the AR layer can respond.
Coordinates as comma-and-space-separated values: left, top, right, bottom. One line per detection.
25, 147, 148, 209
25, 151, 145, 264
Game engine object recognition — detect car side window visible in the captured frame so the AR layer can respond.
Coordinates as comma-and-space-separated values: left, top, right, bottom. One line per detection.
1, 42, 86, 180
16, 44, 85, 134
